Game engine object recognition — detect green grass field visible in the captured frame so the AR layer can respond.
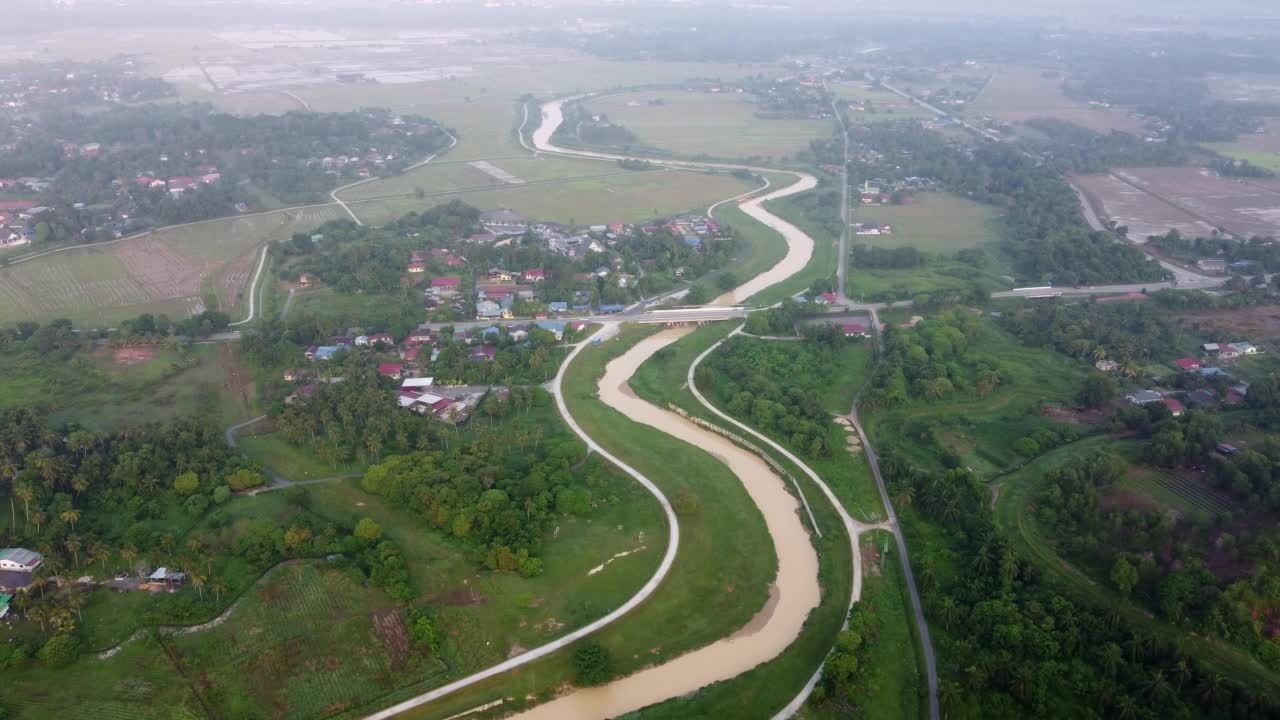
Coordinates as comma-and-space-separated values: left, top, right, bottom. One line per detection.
340, 155, 618, 202
235, 433, 368, 481
587, 90, 832, 160
348, 168, 754, 226
851, 193, 1000, 253
0, 205, 346, 327
1203, 142, 1280, 173
0, 342, 255, 432
831, 82, 935, 124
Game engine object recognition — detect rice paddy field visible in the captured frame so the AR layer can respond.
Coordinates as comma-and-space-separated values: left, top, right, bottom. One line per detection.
339, 155, 618, 201
850, 192, 1000, 252
0, 205, 346, 327
585, 90, 833, 160
969, 65, 1148, 135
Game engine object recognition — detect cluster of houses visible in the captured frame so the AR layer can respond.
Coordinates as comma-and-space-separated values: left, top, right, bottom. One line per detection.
0, 200, 54, 246
1112, 341, 1263, 413
395, 377, 506, 424
132, 164, 221, 198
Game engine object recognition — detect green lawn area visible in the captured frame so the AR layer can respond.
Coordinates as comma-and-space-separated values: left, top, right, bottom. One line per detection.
851, 193, 1001, 253
588, 90, 833, 161
348, 168, 754, 226
992, 436, 1280, 697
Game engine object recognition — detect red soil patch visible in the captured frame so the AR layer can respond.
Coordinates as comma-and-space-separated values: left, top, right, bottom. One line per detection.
430, 585, 488, 607
370, 609, 411, 668
113, 346, 158, 365
1174, 304, 1280, 342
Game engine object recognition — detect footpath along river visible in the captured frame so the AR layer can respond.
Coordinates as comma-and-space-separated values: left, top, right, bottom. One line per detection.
509, 327, 821, 720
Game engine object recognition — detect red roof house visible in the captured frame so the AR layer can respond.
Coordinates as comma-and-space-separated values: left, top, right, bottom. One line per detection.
431, 276, 461, 290
816, 292, 838, 305
842, 323, 868, 337
378, 363, 404, 379
1163, 398, 1186, 416
1175, 358, 1201, 371
522, 268, 545, 282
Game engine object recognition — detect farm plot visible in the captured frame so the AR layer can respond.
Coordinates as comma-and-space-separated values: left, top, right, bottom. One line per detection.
1114, 468, 1235, 518
850, 192, 1000, 252
0, 205, 346, 327
1108, 167, 1280, 240
349, 168, 755, 226
970, 65, 1147, 135
587, 90, 832, 160
1073, 172, 1218, 241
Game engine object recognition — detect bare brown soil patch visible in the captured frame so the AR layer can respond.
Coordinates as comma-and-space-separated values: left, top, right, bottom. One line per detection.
860, 539, 882, 577
1100, 487, 1160, 514
370, 608, 411, 668
1040, 404, 1110, 425
430, 585, 487, 607
113, 346, 159, 365
221, 344, 254, 417
219, 251, 256, 312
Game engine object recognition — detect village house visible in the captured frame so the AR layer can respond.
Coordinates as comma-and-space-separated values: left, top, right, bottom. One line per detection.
480, 209, 530, 235
1196, 257, 1227, 274
522, 268, 545, 282
1163, 398, 1186, 417
299, 272, 317, 288
407, 261, 426, 274
1174, 358, 1201, 371
815, 292, 838, 306
430, 276, 462, 298
0, 548, 42, 594
841, 322, 870, 338
1125, 390, 1163, 405
377, 363, 404, 380
1095, 359, 1119, 372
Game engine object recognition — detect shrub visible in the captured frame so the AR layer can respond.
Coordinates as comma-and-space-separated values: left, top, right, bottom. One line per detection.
37, 635, 79, 668
573, 641, 614, 686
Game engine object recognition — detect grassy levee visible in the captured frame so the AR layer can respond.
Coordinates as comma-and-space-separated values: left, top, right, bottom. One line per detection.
801, 530, 924, 720
623, 321, 856, 719
743, 195, 839, 307
386, 324, 778, 720
994, 437, 1280, 697
706, 191, 787, 296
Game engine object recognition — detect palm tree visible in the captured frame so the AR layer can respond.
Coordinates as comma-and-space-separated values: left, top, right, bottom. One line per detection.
120, 545, 139, 574
937, 596, 961, 629
188, 566, 207, 602
14, 481, 33, 526
31, 510, 46, 534
211, 577, 227, 604
1172, 659, 1192, 693
1198, 673, 1225, 705
65, 534, 82, 569
58, 508, 81, 531
91, 541, 111, 573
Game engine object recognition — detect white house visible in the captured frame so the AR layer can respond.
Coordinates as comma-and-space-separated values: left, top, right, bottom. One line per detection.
0, 548, 42, 572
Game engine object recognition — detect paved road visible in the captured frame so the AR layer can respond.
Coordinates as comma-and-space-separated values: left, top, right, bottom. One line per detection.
229, 245, 270, 327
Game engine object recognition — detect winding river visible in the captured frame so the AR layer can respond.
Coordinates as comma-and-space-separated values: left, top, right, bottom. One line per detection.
510, 327, 821, 719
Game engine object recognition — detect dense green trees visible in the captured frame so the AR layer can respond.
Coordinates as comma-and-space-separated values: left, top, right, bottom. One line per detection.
877, 447, 1280, 718
999, 299, 1182, 367
359, 431, 610, 573
700, 332, 856, 458
863, 309, 1001, 409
